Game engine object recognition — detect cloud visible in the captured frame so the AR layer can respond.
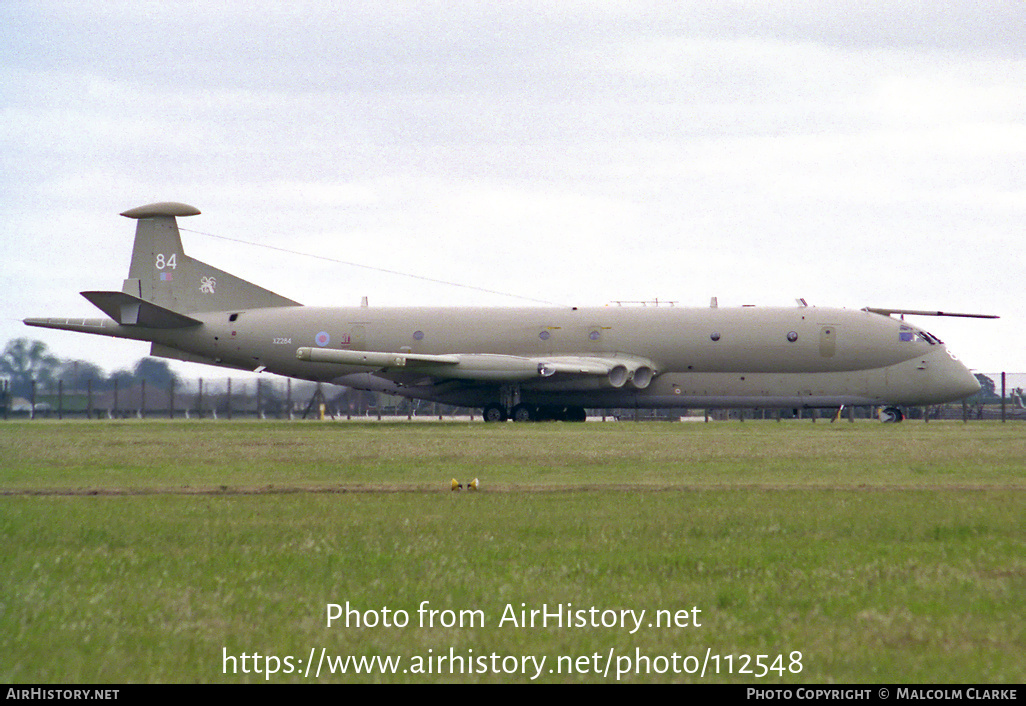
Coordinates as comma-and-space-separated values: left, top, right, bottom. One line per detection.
1, 2, 1022, 373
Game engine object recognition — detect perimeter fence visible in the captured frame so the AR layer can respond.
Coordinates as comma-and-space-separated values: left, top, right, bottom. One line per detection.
2, 372, 1023, 422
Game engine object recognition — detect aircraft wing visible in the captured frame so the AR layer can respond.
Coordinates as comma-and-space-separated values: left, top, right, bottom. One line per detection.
296, 347, 657, 388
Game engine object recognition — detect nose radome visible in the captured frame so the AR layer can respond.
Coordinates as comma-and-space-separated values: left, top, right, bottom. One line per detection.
941, 352, 981, 400
955, 365, 981, 399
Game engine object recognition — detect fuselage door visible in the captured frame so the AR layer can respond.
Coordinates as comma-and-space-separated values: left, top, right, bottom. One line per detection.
348, 325, 366, 351
819, 324, 837, 358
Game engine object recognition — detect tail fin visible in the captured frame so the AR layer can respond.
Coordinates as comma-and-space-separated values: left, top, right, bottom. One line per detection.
120, 202, 300, 313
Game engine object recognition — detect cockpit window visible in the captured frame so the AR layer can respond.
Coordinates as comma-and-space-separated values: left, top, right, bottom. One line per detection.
898, 325, 942, 345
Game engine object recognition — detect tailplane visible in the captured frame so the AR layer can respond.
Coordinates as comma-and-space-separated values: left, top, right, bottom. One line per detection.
119, 202, 300, 313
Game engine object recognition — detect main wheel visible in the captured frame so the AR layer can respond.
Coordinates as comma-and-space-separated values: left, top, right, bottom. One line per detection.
511, 403, 535, 423
483, 403, 507, 423
565, 406, 587, 422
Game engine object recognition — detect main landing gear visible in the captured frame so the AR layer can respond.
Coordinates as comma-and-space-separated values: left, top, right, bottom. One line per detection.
483, 402, 507, 423
878, 406, 905, 423
482, 402, 587, 422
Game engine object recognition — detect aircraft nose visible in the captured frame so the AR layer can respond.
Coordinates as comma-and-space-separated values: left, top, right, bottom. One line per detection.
955, 365, 981, 399
944, 354, 981, 400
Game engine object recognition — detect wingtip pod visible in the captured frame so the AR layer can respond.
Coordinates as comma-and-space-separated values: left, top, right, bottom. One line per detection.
120, 202, 201, 219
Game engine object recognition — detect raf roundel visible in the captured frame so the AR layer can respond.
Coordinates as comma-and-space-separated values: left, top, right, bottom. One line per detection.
315, 331, 331, 347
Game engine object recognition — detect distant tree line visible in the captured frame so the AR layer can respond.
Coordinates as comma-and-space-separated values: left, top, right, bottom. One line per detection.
1, 337, 179, 399
0, 337, 383, 419
972, 373, 1003, 401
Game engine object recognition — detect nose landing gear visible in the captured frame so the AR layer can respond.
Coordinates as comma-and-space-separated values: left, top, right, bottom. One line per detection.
878, 406, 905, 423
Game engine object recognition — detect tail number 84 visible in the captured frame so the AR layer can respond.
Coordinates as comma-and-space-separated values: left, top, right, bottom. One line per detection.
155, 254, 177, 270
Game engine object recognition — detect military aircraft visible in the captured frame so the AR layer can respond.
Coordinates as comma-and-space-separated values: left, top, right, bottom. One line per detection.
25, 202, 993, 422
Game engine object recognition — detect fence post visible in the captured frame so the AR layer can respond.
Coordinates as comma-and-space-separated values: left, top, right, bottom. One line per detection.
1001, 372, 1006, 423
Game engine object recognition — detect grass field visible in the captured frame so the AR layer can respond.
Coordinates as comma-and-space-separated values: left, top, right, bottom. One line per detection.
1, 419, 1024, 683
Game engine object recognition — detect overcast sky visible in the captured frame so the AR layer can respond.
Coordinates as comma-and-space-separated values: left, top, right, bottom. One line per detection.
2, 1, 1023, 381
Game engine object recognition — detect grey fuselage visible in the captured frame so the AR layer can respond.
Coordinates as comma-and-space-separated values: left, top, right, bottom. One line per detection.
24, 202, 982, 412
35, 303, 981, 410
